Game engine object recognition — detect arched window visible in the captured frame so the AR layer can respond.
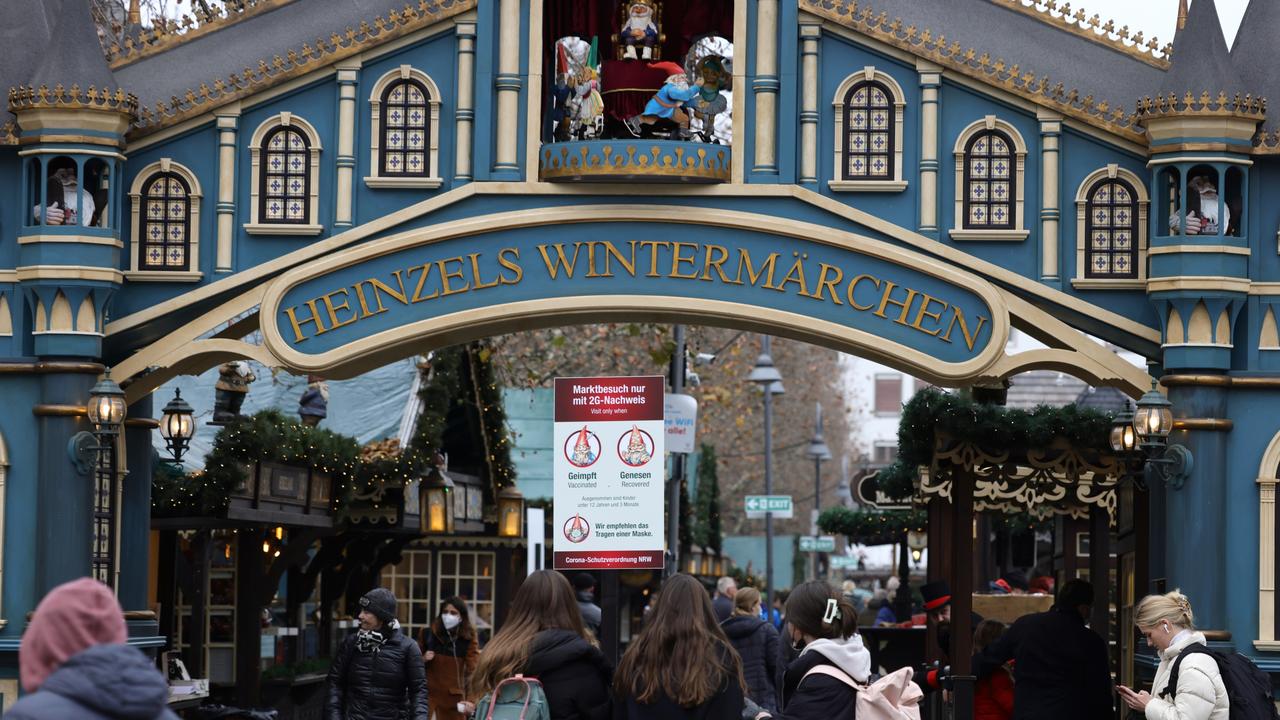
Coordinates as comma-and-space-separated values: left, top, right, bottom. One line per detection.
843, 80, 893, 180
952, 116, 1028, 241
963, 130, 1014, 230
366, 66, 442, 189
246, 113, 322, 235
140, 173, 191, 270
127, 159, 203, 280
1072, 165, 1149, 289
1084, 178, 1138, 279
261, 126, 311, 224
831, 67, 907, 192
379, 79, 431, 177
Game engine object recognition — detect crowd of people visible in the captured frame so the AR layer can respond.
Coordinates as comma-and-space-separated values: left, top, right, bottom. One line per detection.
1, 573, 1249, 720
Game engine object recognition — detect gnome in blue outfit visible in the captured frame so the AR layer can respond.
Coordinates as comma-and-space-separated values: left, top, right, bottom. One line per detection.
624, 73, 704, 138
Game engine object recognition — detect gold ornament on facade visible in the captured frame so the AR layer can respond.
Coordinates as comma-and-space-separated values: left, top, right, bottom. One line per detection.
539, 140, 730, 182
989, 0, 1171, 68
1136, 91, 1267, 122
804, 0, 1145, 143
130, 0, 476, 137
7, 84, 138, 115
107, 0, 299, 67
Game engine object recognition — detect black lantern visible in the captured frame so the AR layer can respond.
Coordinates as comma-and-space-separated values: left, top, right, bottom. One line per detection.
1109, 406, 1137, 454
159, 388, 195, 463
86, 371, 127, 437
1133, 386, 1175, 444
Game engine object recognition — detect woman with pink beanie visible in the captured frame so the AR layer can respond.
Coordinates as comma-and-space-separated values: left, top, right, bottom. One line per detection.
5, 577, 178, 719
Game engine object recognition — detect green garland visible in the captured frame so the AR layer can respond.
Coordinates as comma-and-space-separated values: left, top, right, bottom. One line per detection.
877, 388, 1115, 499
152, 410, 424, 517
818, 507, 927, 542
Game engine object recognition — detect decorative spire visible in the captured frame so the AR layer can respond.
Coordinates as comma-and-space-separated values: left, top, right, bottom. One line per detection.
127, 0, 141, 25
1178, 0, 1189, 30
1159, 0, 1243, 99
1230, 0, 1280, 103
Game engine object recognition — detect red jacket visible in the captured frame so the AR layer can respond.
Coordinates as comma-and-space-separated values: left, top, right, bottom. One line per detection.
974, 666, 1014, 720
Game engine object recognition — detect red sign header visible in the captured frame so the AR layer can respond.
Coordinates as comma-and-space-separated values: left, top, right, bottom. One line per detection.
553, 376, 665, 423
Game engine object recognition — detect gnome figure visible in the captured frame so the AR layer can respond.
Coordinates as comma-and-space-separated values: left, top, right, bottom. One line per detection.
212, 361, 256, 424
621, 424, 652, 466
570, 426, 596, 466
298, 375, 329, 427
621, 1, 659, 60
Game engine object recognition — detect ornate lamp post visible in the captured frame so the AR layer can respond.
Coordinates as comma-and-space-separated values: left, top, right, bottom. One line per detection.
86, 372, 128, 438
806, 403, 832, 579
747, 336, 784, 611
159, 388, 196, 464
1111, 387, 1193, 489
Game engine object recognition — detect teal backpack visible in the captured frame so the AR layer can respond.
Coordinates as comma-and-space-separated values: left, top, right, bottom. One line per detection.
473, 674, 551, 720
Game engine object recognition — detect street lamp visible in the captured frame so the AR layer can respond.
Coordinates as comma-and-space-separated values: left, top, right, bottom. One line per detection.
420, 453, 455, 534
748, 336, 784, 612
806, 403, 832, 579
907, 529, 927, 565
1109, 387, 1193, 489
159, 388, 196, 464
86, 372, 127, 437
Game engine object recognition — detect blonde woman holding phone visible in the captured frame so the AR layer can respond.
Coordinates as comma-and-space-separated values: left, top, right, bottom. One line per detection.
1117, 590, 1228, 720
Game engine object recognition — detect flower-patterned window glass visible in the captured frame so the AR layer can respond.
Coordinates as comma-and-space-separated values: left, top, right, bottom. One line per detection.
380, 79, 430, 177
140, 172, 191, 270
963, 130, 1015, 229
1085, 178, 1139, 278
842, 80, 894, 180
260, 126, 310, 224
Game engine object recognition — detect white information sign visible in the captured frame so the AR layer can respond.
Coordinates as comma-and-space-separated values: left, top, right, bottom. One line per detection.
664, 393, 698, 454
553, 376, 666, 570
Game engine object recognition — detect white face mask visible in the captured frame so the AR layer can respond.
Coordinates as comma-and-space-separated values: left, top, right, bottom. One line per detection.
442, 613, 461, 630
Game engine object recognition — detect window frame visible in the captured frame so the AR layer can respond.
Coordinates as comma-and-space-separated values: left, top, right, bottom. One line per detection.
366, 66, 443, 189
951, 115, 1029, 241
1072, 164, 1149, 290
874, 373, 904, 416
962, 130, 1015, 231
127, 159, 203, 281
830, 67, 907, 193
245, 112, 323, 235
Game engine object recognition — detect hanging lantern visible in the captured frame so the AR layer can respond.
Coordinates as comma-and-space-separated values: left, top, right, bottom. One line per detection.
1109, 408, 1137, 453
420, 454, 455, 535
1133, 386, 1175, 444
159, 388, 195, 463
497, 484, 525, 538
907, 529, 927, 564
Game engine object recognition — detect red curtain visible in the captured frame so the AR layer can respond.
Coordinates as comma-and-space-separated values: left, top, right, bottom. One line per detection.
545, 0, 734, 64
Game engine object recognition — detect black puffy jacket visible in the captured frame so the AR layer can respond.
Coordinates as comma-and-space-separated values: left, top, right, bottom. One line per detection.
524, 629, 613, 720
720, 615, 778, 713
326, 624, 429, 720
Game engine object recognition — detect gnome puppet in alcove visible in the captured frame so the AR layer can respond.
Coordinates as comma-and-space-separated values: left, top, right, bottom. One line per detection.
212, 361, 256, 424
621, 1, 659, 60
298, 375, 329, 427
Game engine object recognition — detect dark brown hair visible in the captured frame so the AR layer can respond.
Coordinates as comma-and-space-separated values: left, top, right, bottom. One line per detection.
973, 619, 1007, 652
785, 580, 858, 640
471, 570, 593, 699
429, 596, 477, 643
615, 574, 747, 707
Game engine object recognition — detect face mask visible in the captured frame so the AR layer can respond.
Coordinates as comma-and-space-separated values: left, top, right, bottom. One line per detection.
442, 613, 461, 630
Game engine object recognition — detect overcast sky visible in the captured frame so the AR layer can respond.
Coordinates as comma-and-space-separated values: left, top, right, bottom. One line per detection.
1088, 0, 1247, 47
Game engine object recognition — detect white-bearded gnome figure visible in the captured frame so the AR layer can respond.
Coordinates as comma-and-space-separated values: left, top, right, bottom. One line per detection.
621, 1, 659, 60
570, 425, 596, 466
621, 424, 652, 466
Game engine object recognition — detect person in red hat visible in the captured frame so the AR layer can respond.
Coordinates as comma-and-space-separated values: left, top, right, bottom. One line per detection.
7, 578, 177, 720
921, 580, 984, 664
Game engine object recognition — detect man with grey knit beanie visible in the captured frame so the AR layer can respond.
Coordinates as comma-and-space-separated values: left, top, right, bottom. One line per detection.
326, 587, 429, 720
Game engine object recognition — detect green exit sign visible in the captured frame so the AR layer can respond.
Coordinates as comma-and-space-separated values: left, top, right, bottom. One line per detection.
744, 495, 793, 519
800, 535, 837, 553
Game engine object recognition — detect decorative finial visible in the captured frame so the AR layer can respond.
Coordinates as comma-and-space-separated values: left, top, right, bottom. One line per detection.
1177, 0, 1188, 30
127, 0, 141, 25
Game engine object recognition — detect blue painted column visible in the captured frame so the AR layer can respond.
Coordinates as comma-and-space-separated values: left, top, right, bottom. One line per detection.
34, 372, 98, 592
119, 395, 155, 611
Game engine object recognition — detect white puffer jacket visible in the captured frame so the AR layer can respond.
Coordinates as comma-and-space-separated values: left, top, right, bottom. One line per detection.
1144, 631, 1229, 720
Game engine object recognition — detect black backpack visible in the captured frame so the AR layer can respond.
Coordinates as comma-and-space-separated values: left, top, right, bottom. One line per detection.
1162, 644, 1279, 720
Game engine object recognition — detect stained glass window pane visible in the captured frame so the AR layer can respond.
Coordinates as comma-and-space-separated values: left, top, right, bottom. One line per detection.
1084, 178, 1140, 279
842, 80, 896, 181
140, 171, 193, 271
964, 130, 1015, 229
380, 79, 432, 176
259, 126, 310, 224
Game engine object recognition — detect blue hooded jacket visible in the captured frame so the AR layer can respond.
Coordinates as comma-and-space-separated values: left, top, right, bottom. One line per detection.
4, 644, 179, 720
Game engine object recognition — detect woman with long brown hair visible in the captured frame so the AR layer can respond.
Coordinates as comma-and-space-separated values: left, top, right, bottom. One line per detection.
613, 573, 748, 720
467, 570, 611, 720
420, 596, 479, 720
